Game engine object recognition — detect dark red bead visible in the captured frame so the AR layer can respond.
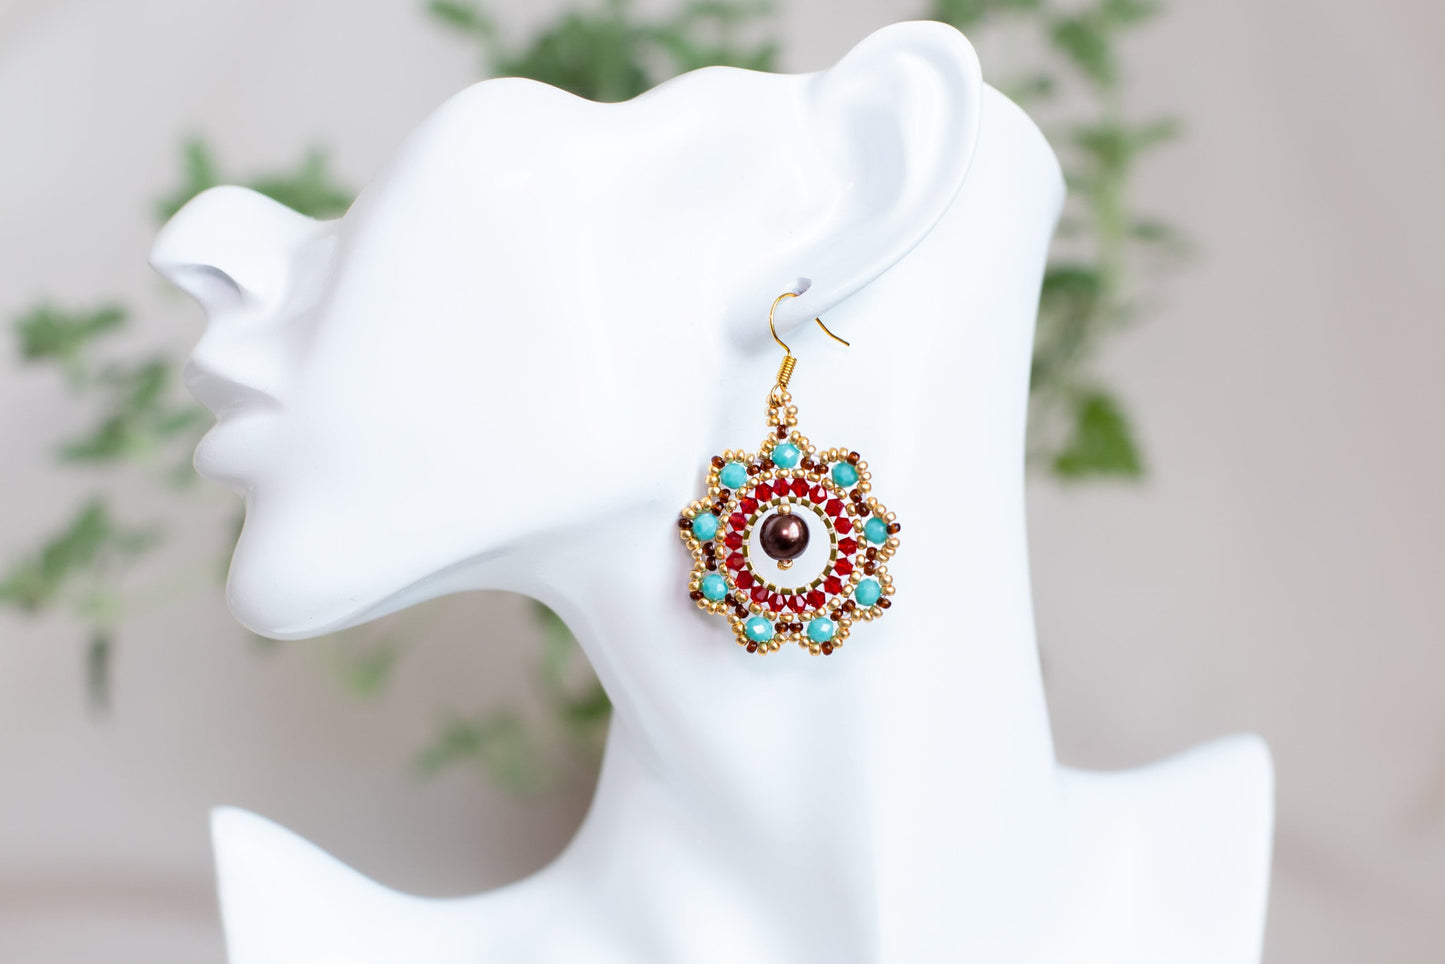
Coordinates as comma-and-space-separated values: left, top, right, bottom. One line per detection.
806, 589, 826, 609
824, 576, 843, 595
788, 594, 806, 612
834, 559, 854, 576
838, 537, 858, 555
740, 497, 759, 514
767, 593, 785, 612
835, 518, 853, 534
746, 642, 758, 653
725, 531, 744, 549
791, 478, 808, 497
729, 512, 747, 530
736, 570, 755, 589
726, 553, 746, 571
751, 586, 770, 604
809, 484, 828, 503
756, 483, 774, 501
826, 499, 845, 517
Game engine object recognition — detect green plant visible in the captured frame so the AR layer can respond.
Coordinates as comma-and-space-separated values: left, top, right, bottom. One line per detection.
3, 0, 1183, 781
929, 0, 1187, 477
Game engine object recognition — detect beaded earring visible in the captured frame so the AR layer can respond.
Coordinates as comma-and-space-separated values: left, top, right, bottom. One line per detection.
677, 292, 901, 656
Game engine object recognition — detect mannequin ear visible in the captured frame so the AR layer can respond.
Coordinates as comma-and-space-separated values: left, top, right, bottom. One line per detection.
769, 21, 983, 332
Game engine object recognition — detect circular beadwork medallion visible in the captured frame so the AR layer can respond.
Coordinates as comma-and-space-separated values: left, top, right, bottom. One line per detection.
678, 388, 901, 656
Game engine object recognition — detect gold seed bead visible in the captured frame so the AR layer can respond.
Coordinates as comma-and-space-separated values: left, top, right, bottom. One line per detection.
884, 511, 897, 522
887, 537, 901, 549
857, 461, 868, 472
859, 482, 871, 493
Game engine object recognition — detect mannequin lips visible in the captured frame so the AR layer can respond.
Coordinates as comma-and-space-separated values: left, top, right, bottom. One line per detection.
183, 359, 281, 420
184, 359, 282, 490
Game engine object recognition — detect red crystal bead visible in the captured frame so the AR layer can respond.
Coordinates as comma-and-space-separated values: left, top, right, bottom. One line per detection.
736, 570, 755, 589
789, 594, 806, 612
834, 559, 854, 576
729, 512, 747, 530
826, 499, 845, 517
838, 537, 858, 555
806, 589, 826, 609
824, 576, 844, 595
756, 483, 773, 501
750, 586, 770, 603
725, 532, 744, 549
809, 484, 827, 503
767, 593, 785, 612
726, 553, 746, 571
740, 497, 758, 514
835, 518, 853, 534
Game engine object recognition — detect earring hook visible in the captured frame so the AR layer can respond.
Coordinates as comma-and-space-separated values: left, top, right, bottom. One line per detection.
768, 291, 851, 357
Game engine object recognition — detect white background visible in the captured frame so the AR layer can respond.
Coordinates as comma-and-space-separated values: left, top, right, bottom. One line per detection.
0, 0, 1441, 960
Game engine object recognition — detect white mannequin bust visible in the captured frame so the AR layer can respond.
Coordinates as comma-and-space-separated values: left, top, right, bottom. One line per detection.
151, 22, 1273, 964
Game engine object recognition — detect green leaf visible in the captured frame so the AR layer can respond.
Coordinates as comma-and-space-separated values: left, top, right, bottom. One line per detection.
415, 712, 546, 791
1049, 14, 1116, 86
154, 138, 222, 222
1052, 391, 1144, 479
14, 304, 126, 367
0, 500, 116, 612
1100, 0, 1161, 26
87, 633, 112, 714
929, 0, 1043, 30
247, 150, 354, 219
427, 0, 495, 34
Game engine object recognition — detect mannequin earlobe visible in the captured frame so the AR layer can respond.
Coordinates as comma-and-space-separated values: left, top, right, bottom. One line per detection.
771, 21, 983, 331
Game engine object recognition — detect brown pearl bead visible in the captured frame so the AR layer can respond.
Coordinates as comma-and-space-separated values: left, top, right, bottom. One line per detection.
759, 513, 809, 561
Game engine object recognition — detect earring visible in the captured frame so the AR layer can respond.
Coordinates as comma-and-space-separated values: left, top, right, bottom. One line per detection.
678, 292, 901, 657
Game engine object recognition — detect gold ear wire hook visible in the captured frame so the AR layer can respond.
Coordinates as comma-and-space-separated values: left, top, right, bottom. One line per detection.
768, 291, 850, 390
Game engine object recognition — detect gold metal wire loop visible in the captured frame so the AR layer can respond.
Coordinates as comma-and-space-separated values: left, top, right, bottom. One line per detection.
768, 291, 850, 390
768, 291, 851, 356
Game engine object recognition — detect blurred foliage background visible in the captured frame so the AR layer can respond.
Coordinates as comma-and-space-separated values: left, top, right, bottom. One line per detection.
0, 0, 1183, 790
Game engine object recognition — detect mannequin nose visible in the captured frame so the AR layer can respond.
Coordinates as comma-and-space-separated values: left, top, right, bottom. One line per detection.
150, 186, 322, 314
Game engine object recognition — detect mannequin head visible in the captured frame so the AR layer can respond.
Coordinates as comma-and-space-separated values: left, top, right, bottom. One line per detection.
150, 22, 983, 639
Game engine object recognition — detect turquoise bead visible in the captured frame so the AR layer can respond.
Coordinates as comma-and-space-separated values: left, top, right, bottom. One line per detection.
701, 573, 729, 601
864, 516, 889, 544
719, 461, 748, 489
691, 512, 720, 541
745, 616, 775, 642
831, 462, 860, 487
854, 578, 882, 607
807, 617, 836, 643
771, 442, 801, 468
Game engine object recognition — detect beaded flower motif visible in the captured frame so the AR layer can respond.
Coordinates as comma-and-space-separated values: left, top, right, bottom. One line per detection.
677, 384, 901, 656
